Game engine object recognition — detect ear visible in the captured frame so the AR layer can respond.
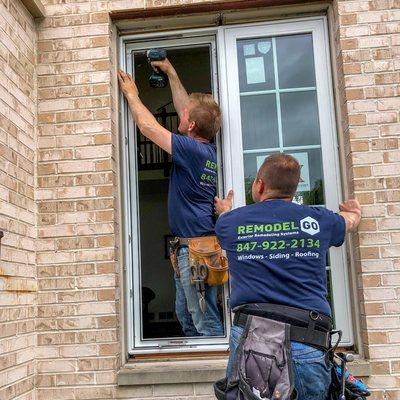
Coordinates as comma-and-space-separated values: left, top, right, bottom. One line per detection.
188, 120, 196, 132
257, 179, 265, 196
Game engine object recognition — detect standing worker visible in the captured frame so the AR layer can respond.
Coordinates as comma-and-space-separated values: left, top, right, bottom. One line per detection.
118, 57, 224, 337
214, 154, 361, 399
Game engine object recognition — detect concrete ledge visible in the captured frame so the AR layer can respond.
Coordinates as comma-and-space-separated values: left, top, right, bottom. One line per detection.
347, 359, 371, 378
118, 357, 370, 386
21, 0, 45, 18
118, 358, 227, 386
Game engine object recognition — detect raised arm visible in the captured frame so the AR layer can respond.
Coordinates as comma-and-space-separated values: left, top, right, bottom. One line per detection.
118, 70, 172, 154
150, 59, 190, 119
339, 199, 361, 233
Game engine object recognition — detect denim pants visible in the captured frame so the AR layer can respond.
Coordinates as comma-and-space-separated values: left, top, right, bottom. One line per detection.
174, 247, 224, 336
228, 325, 331, 400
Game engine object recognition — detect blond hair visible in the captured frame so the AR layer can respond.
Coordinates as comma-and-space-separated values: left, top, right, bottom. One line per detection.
188, 93, 221, 140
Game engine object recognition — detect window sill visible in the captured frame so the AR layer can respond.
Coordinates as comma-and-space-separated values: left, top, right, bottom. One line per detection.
117, 357, 370, 386
118, 358, 227, 386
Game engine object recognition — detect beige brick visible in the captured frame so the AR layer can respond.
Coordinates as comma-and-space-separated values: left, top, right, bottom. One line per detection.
367, 112, 398, 124
364, 302, 385, 315
348, 114, 367, 125
345, 88, 365, 100
369, 345, 400, 359
365, 85, 397, 98
371, 138, 398, 150
345, 74, 375, 87
349, 125, 380, 138
352, 152, 383, 164
360, 246, 380, 259
381, 246, 400, 258
372, 163, 400, 176
375, 72, 400, 84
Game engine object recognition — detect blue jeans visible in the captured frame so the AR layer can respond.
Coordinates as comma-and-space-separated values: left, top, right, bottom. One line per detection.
228, 325, 331, 400
174, 247, 224, 336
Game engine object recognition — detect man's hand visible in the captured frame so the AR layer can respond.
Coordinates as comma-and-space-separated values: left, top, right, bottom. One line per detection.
339, 199, 361, 214
339, 199, 361, 233
215, 190, 234, 216
118, 70, 139, 99
150, 58, 174, 76
150, 59, 189, 118
118, 70, 172, 154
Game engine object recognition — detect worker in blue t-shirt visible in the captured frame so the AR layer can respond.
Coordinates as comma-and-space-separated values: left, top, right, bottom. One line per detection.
118, 60, 223, 337
214, 154, 361, 399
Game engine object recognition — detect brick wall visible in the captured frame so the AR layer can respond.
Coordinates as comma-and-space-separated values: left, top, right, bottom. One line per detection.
334, 0, 400, 398
36, 0, 120, 398
0, 0, 397, 399
0, 0, 37, 399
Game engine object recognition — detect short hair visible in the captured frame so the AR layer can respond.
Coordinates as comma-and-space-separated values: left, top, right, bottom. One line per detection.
258, 153, 300, 197
188, 93, 221, 140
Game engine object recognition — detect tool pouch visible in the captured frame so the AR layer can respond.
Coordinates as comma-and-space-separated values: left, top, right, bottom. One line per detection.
188, 236, 229, 286
214, 316, 297, 400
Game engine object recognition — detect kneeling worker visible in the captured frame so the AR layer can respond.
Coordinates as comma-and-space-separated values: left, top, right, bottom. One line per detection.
214, 154, 361, 399
118, 58, 223, 337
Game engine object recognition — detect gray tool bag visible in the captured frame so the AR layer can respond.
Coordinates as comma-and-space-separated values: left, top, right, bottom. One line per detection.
214, 315, 297, 400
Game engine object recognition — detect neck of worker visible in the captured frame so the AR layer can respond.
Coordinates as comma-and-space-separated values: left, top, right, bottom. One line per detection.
259, 191, 293, 203
186, 130, 209, 143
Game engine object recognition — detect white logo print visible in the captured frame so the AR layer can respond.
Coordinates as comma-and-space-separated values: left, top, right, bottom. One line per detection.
300, 217, 320, 236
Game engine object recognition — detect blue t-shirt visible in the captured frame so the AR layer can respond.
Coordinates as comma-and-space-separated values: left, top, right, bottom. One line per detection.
215, 200, 346, 316
168, 133, 217, 237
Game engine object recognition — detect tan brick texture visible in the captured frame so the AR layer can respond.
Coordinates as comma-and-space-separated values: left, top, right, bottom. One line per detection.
36, 1, 123, 399
0, 0, 399, 399
0, 0, 38, 399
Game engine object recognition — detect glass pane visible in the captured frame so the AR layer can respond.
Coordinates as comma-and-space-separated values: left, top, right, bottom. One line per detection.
243, 152, 274, 205
237, 38, 275, 92
289, 149, 324, 205
280, 91, 321, 147
244, 150, 324, 206
276, 34, 316, 89
241, 94, 279, 150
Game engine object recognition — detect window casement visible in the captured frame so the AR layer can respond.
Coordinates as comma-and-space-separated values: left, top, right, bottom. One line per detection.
120, 16, 353, 355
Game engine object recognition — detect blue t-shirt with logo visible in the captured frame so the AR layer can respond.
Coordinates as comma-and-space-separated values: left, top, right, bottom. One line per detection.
215, 200, 346, 316
168, 133, 217, 238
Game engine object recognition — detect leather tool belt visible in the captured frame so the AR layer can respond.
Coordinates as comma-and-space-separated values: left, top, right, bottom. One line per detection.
169, 236, 229, 312
233, 303, 332, 351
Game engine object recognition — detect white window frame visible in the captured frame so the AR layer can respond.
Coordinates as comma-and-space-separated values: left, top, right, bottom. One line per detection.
119, 16, 353, 355
120, 33, 232, 354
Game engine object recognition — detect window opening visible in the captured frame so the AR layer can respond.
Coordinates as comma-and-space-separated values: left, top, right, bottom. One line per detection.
128, 41, 229, 347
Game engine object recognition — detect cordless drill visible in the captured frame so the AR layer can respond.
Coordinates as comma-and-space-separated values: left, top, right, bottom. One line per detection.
147, 48, 168, 88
